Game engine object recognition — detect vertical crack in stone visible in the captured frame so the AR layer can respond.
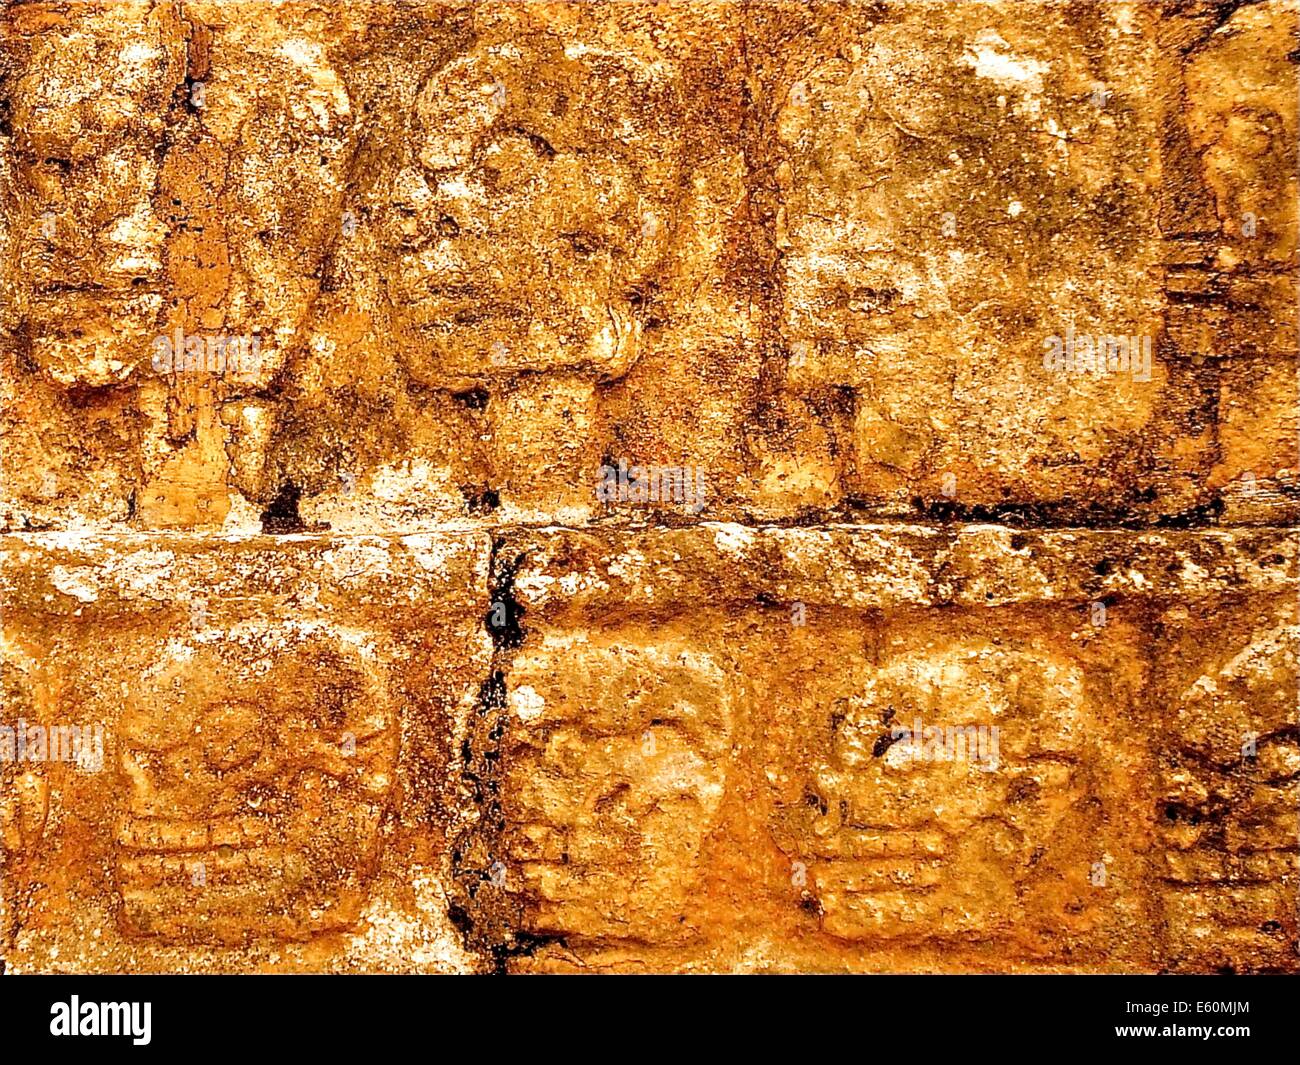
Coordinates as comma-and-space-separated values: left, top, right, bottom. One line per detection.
448, 535, 566, 970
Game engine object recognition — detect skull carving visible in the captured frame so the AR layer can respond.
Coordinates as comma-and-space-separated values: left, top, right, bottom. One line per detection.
504, 633, 732, 942
1159, 617, 1300, 968
774, 13, 1162, 501
385, 32, 683, 388
3, 1, 182, 387
788, 640, 1089, 942
114, 622, 398, 945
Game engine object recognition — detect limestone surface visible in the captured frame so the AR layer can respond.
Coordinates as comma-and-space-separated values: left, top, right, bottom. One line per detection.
0, 0, 1296, 974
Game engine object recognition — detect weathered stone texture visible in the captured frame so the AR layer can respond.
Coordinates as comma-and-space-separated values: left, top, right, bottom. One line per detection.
1, 1, 1296, 974
480, 525, 1293, 972
1, 533, 491, 971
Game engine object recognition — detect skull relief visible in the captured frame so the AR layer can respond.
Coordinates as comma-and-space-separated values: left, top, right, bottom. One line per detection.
113, 622, 398, 945
789, 640, 1089, 942
386, 34, 683, 387
504, 633, 732, 942
1159, 617, 1300, 968
4, 1, 183, 388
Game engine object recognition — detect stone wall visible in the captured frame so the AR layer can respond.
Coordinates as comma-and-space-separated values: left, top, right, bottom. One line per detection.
0, 0, 1295, 973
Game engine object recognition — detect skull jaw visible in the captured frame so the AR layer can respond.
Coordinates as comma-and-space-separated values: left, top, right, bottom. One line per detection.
116, 846, 379, 947
113, 805, 388, 946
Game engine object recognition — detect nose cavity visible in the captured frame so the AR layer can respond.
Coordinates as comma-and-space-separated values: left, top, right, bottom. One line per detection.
203, 700, 264, 772
392, 167, 434, 213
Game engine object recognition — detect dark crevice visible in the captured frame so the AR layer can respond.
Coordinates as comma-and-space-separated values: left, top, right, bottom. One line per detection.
486, 544, 526, 650
452, 386, 489, 410
872, 730, 905, 758
260, 481, 327, 533
465, 488, 500, 516
448, 536, 541, 970
489, 931, 567, 976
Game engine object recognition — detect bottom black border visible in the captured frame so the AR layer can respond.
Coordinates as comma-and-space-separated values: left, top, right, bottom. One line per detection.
0, 973, 1293, 1053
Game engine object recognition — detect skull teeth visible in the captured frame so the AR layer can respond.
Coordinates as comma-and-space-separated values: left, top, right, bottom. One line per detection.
115, 814, 272, 852
116, 845, 291, 885
809, 829, 949, 859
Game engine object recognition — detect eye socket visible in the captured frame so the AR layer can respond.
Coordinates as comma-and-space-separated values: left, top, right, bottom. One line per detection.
478, 129, 553, 193
513, 127, 556, 160
304, 678, 367, 731
561, 231, 601, 255
204, 728, 263, 773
